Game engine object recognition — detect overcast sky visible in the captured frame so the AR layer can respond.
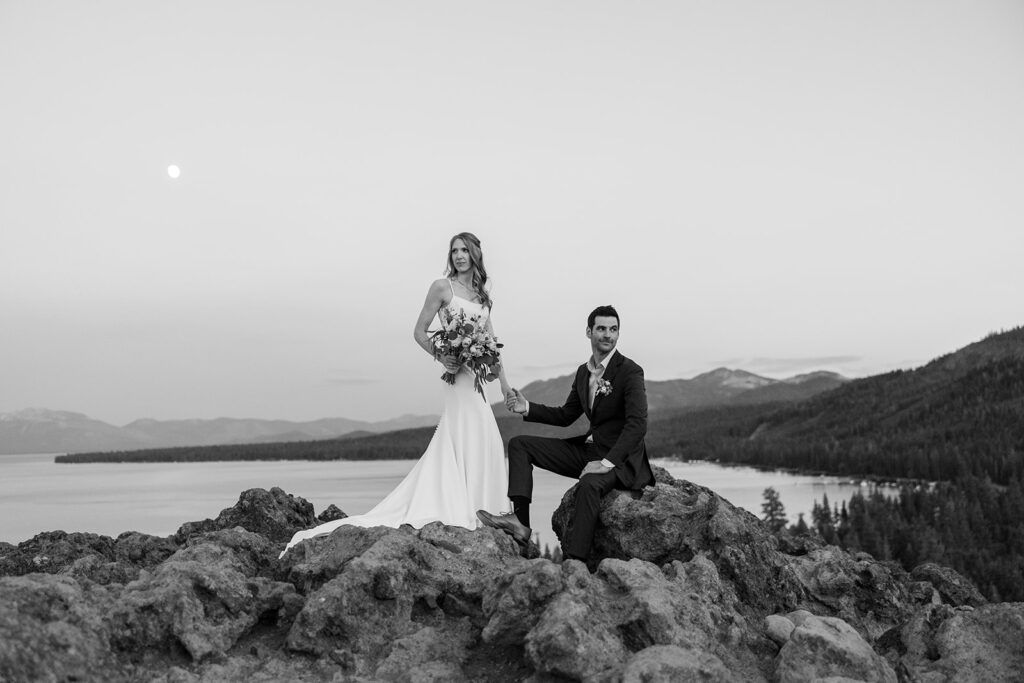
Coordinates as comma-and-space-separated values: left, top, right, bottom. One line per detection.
2, 1, 1022, 425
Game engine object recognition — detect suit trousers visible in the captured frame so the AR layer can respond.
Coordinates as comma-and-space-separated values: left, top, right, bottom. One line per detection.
507, 435, 621, 560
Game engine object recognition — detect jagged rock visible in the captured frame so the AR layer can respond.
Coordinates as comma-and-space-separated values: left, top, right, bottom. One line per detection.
0, 574, 122, 683
621, 644, 736, 682
315, 504, 346, 523
285, 521, 521, 676
61, 553, 141, 585
553, 469, 914, 639
911, 562, 987, 607
149, 656, 345, 683
108, 528, 301, 661
174, 487, 316, 544
281, 524, 392, 592
776, 615, 898, 683
2, 485, 1021, 682
483, 555, 769, 681
372, 620, 478, 682
553, 470, 807, 614
0, 530, 183, 586
0, 530, 116, 577
787, 547, 911, 640
52, 532, 182, 586
885, 602, 1024, 682
114, 531, 180, 569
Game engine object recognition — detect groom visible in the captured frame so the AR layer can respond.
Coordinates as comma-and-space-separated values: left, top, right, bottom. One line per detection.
478, 305, 654, 561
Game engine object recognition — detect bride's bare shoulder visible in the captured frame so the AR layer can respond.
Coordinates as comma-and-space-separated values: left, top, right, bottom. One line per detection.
426, 278, 454, 306
428, 278, 452, 294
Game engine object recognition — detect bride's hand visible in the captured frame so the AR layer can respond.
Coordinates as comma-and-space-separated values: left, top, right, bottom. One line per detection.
506, 388, 528, 414
439, 354, 460, 374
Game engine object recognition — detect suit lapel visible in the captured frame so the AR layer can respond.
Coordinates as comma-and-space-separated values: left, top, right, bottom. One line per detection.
591, 351, 624, 414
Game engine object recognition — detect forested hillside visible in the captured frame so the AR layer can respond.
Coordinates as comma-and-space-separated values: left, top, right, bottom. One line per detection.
692, 326, 1024, 602
655, 328, 1024, 484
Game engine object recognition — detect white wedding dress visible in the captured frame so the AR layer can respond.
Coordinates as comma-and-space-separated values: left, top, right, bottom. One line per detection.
280, 288, 511, 555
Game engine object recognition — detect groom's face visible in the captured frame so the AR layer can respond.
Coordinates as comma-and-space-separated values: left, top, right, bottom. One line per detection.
587, 316, 619, 357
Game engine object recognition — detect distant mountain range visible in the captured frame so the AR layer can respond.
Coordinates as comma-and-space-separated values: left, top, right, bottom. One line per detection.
501, 367, 849, 416
1, 367, 847, 455
0, 410, 440, 456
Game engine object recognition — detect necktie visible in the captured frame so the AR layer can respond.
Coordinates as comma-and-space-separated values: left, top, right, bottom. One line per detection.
588, 364, 605, 410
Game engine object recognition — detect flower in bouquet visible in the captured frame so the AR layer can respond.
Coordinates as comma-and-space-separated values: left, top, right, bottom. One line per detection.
430, 308, 503, 398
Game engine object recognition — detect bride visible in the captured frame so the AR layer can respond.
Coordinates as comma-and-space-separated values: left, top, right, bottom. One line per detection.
280, 232, 514, 555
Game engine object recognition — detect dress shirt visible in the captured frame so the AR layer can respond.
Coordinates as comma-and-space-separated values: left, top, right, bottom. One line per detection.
586, 347, 617, 468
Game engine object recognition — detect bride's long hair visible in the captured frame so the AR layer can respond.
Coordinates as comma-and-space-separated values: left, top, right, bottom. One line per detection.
445, 232, 492, 309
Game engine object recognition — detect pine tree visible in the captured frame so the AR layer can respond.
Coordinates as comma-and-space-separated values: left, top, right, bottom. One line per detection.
761, 487, 788, 533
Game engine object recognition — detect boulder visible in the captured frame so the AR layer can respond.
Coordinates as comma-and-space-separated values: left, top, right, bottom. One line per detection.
61, 553, 142, 585
315, 504, 346, 523
0, 574, 121, 683
371, 620, 478, 682
621, 644, 737, 682
174, 487, 316, 544
765, 614, 796, 645
0, 530, 116, 577
285, 521, 522, 676
482, 555, 770, 682
108, 528, 301, 661
553, 469, 808, 613
911, 562, 987, 607
114, 531, 180, 569
885, 602, 1024, 682
786, 546, 911, 640
551, 468, 916, 640
776, 615, 898, 683
0, 529, 186, 587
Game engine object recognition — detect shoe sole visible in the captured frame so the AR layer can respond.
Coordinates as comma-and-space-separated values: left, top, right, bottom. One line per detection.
477, 511, 529, 548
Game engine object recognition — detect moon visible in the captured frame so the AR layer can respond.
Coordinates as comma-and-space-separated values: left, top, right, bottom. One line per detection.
167, 165, 181, 179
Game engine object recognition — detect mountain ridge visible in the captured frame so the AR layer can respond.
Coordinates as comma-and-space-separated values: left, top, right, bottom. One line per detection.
1, 367, 848, 455
0, 409, 440, 455
648, 325, 1024, 484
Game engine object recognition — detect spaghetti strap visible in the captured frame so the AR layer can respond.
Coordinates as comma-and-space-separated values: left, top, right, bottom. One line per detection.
448, 278, 456, 299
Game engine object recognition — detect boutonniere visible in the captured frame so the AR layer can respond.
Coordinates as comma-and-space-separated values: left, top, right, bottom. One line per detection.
595, 378, 613, 397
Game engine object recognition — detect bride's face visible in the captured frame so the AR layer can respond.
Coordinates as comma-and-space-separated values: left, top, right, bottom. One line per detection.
450, 239, 472, 274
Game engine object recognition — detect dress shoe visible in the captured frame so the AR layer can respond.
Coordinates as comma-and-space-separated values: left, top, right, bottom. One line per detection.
476, 510, 531, 548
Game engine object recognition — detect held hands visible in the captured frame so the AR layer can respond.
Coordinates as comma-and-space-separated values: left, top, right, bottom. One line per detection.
505, 388, 529, 415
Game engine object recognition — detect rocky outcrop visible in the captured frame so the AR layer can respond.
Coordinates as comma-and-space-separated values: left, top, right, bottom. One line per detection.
1, 474, 1022, 682
173, 486, 317, 544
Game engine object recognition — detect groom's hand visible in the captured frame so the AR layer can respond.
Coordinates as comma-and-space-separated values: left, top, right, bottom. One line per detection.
581, 461, 613, 476
506, 388, 529, 415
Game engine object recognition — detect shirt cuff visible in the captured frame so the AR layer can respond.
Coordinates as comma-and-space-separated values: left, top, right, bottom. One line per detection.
601, 458, 615, 468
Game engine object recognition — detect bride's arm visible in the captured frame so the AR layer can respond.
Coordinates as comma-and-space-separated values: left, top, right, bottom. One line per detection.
414, 280, 458, 372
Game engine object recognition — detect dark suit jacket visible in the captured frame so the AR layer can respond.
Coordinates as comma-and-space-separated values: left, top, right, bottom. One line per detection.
524, 351, 654, 490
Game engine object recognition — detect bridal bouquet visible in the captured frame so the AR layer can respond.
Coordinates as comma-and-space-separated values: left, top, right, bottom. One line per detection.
430, 309, 503, 397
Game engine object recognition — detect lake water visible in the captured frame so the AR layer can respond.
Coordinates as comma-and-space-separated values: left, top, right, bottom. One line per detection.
0, 453, 883, 549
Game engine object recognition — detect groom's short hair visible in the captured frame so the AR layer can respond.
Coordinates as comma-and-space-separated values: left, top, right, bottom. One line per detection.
587, 305, 619, 330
